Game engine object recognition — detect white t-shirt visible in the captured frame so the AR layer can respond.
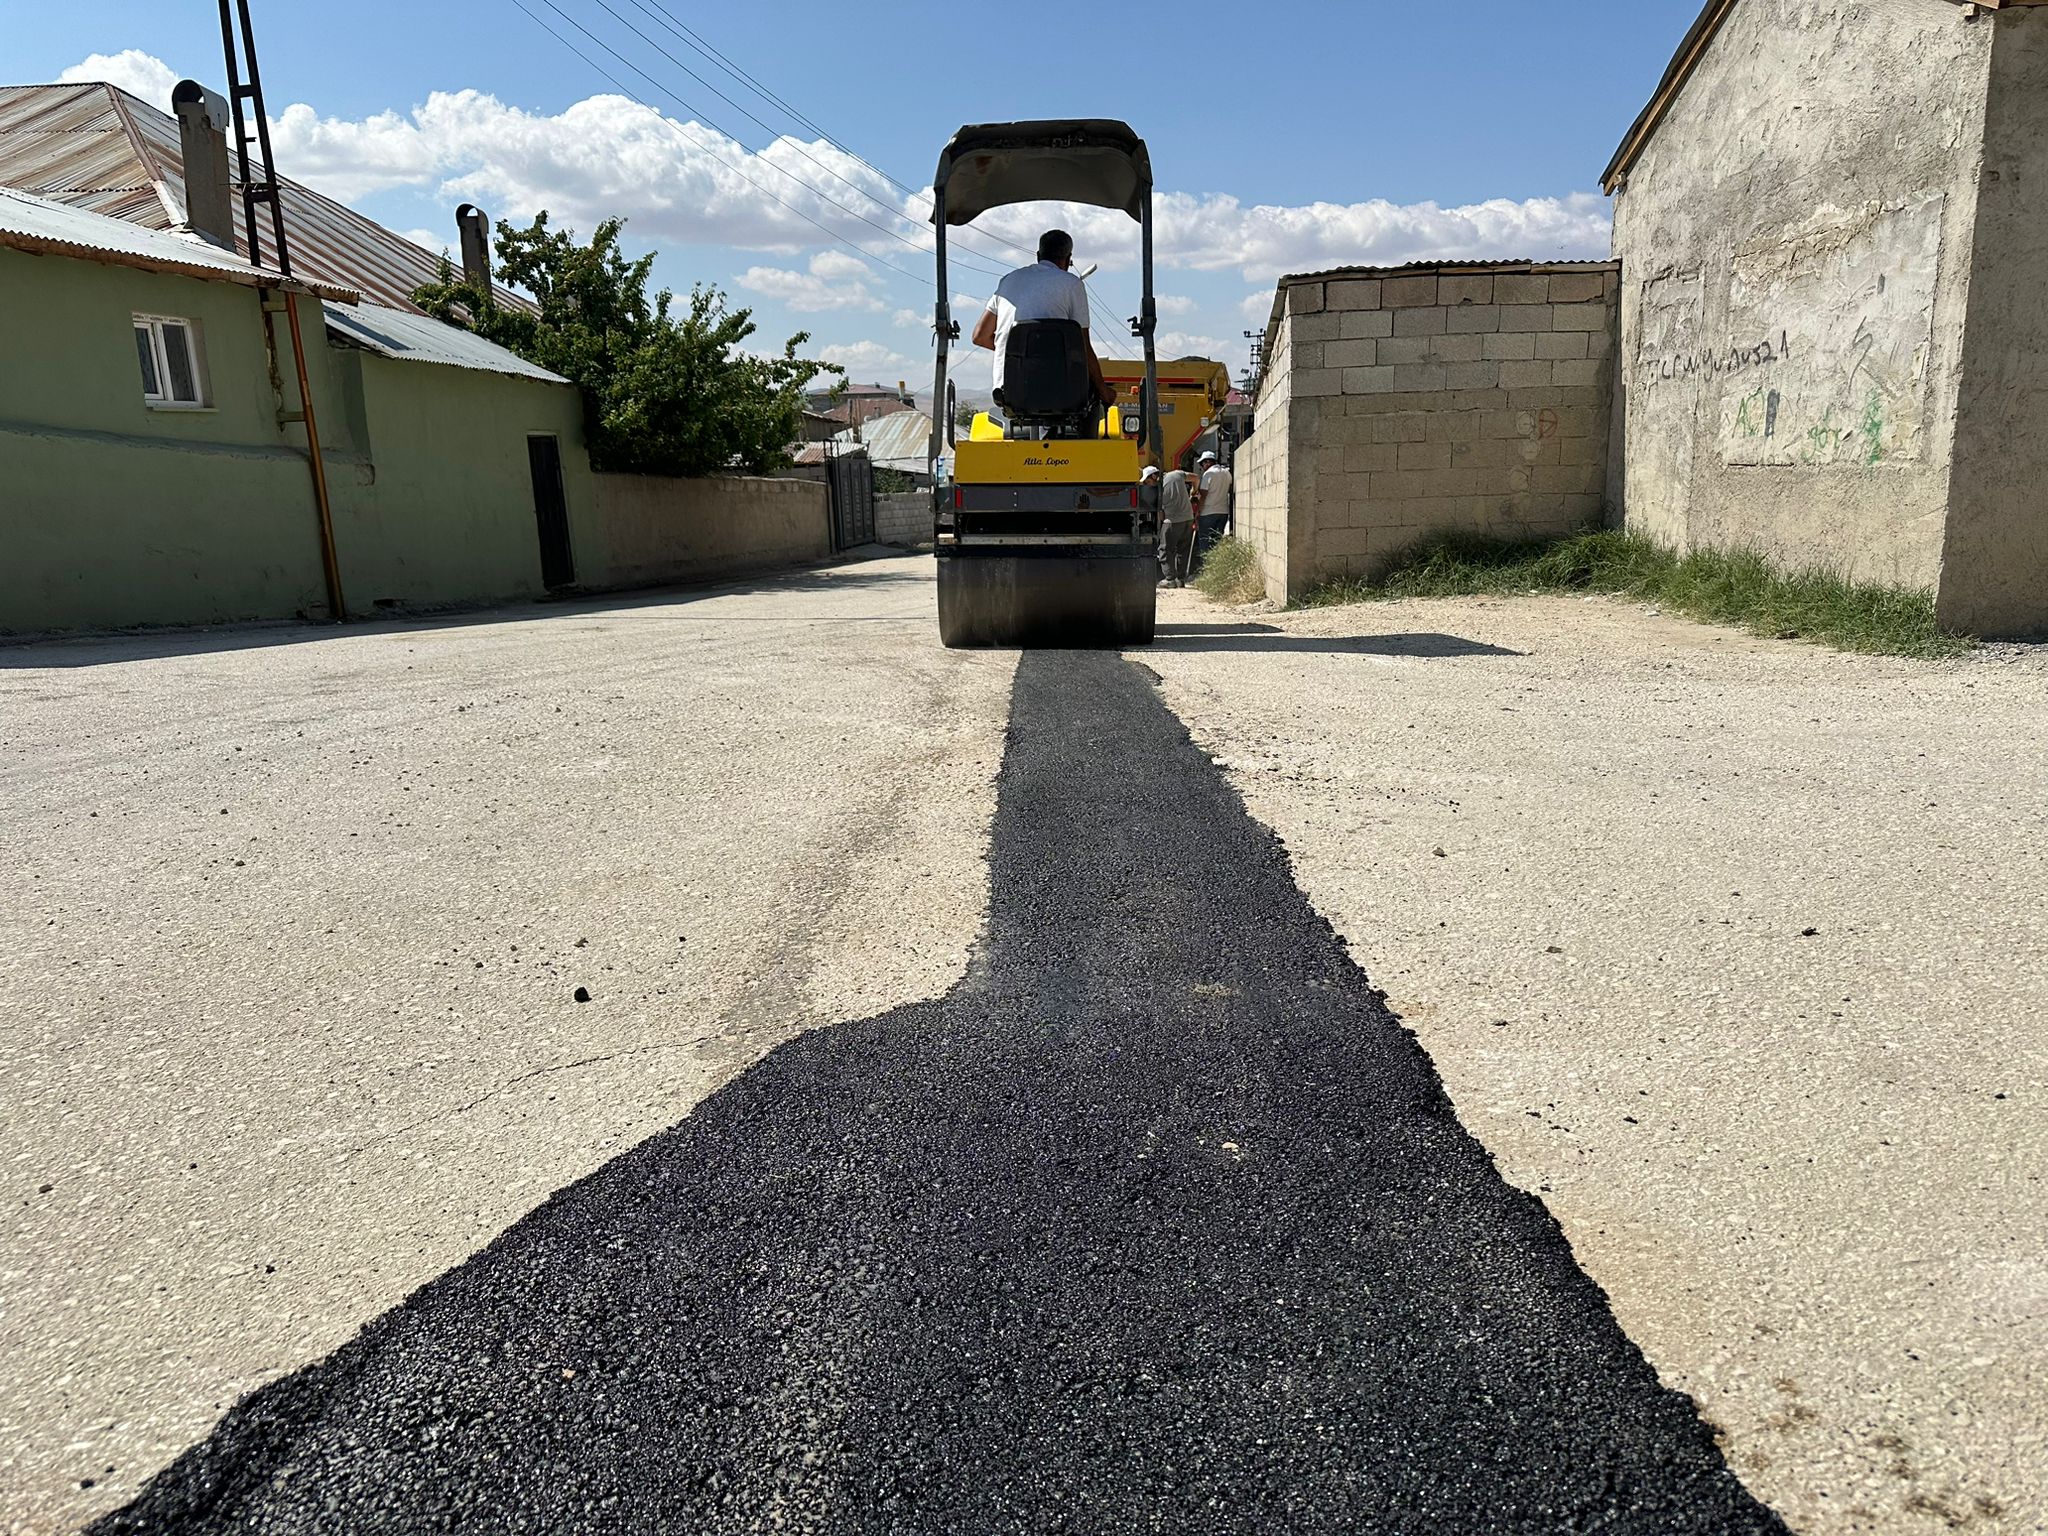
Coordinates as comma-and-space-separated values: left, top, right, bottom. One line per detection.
983, 260, 1089, 391
1199, 465, 1233, 516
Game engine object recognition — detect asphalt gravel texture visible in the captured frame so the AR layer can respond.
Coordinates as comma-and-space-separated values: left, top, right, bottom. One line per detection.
94, 649, 1783, 1535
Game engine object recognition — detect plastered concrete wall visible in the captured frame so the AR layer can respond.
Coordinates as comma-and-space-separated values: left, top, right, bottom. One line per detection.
0, 250, 334, 631
874, 491, 932, 547
1610, 0, 1991, 594
1943, 10, 2048, 636
331, 351, 591, 612
1244, 265, 1617, 600
580, 473, 830, 590
0, 248, 611, 632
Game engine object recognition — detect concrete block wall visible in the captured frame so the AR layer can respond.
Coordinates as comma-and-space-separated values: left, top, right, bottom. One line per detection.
874, 491, 933, 548
1247, 263, 1620, 601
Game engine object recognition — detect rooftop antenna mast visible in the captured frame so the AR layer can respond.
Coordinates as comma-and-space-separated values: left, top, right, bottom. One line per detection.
215, 0, 344, 620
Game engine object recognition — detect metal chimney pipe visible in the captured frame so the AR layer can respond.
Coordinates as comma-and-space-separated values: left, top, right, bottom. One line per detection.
455, 204, 492, 291
170, 80, 235, 251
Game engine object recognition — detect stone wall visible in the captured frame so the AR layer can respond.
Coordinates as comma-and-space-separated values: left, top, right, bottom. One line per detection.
580, 474, 831, 591
1245, 261, 1619, 601
874, 491, 932, 548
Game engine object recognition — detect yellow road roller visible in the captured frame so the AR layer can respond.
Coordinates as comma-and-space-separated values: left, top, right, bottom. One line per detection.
925, 120, 1164, 648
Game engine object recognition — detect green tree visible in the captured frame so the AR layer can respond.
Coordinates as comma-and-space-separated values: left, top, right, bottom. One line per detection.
413, 213, 839, 477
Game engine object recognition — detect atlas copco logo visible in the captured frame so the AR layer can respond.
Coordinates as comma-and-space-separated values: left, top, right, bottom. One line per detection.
1023, 457, 1071, 467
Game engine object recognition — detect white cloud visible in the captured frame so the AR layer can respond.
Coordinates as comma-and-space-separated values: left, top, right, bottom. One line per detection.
737, 250, 885, 311
892, 307, 925, 328
1240, 290, 1278, 320
58, 50, 179, 110
817, 339, 917, 376
70, 50, 1612, 290
1156, 294, 1197, 317
401, 228, 451, 257
1156, 331, 1228, 358
974, 191, 1612, 282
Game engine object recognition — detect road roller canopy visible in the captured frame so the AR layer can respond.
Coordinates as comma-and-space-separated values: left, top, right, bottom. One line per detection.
931, 120, 1152, 225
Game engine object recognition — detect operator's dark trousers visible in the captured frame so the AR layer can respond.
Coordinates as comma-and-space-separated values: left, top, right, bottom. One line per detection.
1159, 519, 1195, 582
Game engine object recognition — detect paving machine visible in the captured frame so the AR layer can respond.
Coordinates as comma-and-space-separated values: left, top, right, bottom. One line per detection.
1100, 357, 1233, 474
926, 120, 1163, 648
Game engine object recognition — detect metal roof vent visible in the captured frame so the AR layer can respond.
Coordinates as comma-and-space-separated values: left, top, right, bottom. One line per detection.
170, 80, 235, 251
456, 204, 491, 291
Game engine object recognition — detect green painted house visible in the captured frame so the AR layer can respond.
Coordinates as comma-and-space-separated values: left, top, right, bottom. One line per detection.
0, 82, 596, 633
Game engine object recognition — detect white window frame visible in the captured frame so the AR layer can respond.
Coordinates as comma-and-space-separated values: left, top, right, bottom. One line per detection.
133, 314, 209, 410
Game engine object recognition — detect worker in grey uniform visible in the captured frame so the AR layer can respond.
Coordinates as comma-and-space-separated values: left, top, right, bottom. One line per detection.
1156, 463, 1196, 585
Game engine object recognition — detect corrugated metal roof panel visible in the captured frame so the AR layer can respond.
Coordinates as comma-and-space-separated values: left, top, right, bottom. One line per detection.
0, 182, 354, 300
834, 410, 933, 474
1276, 258, 1620, 287
0, 83, 534, 316
321, 301, 568, 384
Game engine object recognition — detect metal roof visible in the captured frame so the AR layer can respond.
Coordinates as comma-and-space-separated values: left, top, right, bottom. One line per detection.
321, 301, 569, 384
834, 410, 934, 475
1274, 258, 1619, 287
0, 83, 531, 314
0, 182, 355, 299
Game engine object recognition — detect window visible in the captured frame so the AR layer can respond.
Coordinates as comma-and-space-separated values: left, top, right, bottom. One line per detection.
133, 315, 206, 408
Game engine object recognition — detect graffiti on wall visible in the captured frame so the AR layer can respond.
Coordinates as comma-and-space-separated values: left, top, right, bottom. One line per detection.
1717, 192, 1943, 468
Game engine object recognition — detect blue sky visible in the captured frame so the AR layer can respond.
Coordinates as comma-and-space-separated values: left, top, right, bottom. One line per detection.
11, 1, 1691, 393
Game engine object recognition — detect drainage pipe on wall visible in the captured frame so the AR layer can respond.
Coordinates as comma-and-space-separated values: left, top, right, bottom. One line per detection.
280, 290, 345, 621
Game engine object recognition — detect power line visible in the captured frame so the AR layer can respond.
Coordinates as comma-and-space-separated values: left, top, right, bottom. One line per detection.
508, 0, 929, 287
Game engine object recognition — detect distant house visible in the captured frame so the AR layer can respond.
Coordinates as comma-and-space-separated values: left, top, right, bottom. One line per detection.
807, 381, 918, 431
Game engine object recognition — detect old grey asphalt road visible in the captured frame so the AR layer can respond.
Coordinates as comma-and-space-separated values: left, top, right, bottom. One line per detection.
83, 640, 1778, 1533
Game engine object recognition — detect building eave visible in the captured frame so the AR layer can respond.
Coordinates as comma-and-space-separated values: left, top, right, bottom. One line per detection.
1601, 0, 1740, 196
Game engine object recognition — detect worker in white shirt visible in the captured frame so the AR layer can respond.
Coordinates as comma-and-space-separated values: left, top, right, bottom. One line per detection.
1194, 449, 1234, 551
971, 229, 1116, 409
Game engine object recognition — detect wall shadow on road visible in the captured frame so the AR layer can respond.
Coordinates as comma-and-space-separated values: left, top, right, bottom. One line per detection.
1150, 622, 1521, 658
91, 650, 1779, 1536
0, 557, 928, 670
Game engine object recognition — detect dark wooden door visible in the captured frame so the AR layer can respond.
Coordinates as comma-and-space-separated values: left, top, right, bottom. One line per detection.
527, 435, 575, 589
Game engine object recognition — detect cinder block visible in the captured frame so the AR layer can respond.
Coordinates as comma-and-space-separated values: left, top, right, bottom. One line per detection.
1339, 309, 1395, 340
1374, 335, 1432, 365
1325, 278, 1382, 311
1550, 358, 1606, 388
1558, 434, 1607, 468
1285, 282, 1324, 315
1323, 338, 1376, 369
1493, 273, 1548, 304
1497, 360, 1553, 389
1319, 525, 1375, 559
1440, 411, 1483, 444
1552, 303, 1610, 332
1444, 361, 1501, 391
1482, 409, 1525, 439
1397, 439, 1453, 472
1445, 304, 1501, 334
1483, 331, 1536, 361
1546, 271, 1607, 303
1336, 414, 1380, 445
1345, 441, 1400, 473
1294, 367, 1343, 397
1512, 385, 1605, 410
1293, 312, 1340, 343
1341, 365, 1400, 394
1393, 306, 1449, 337
1393, 363, 1449, 392
1294, 341, 1325, 370
1439, 274, 1495, 307
1498, 303, 1554, 332
1382, 274, 1439, 308
1534, 464, 1605, 495
1534, 331, 1589, 360
1432, 333, 1484, 363
1375, 414, 1430, 444
1585, 326, 1615, 358
1314, 445, 1347, 477
1552, 405, 1600, 439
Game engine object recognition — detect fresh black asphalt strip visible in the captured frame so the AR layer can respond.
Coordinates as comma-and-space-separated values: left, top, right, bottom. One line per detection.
96, 650, 1785, 1534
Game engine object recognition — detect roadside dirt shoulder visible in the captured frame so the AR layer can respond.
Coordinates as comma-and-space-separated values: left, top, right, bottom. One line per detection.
1144, 590, 2047, 1536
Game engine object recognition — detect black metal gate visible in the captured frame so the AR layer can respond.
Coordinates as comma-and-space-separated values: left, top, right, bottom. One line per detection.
826, 448, 875, 550
527, 434, 575, 589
